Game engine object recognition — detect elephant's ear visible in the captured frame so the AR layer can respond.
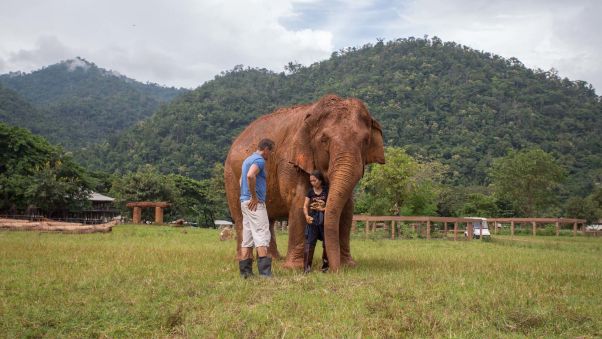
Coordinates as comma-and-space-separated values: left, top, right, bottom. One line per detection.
290, 114, 315, 173
366, 118, 385, 164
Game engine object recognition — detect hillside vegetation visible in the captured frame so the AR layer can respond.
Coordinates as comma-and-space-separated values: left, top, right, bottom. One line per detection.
80, 38, 602, 195
0, 58, 185, 148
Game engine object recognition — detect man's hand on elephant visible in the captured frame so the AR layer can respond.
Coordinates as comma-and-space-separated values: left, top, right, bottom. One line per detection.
248, 197, 259, 211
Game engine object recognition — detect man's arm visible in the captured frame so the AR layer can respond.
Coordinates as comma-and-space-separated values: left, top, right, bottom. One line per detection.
246, 164, 260, 211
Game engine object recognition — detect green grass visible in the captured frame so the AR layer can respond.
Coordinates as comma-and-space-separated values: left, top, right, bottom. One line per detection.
1, 225, 601, 337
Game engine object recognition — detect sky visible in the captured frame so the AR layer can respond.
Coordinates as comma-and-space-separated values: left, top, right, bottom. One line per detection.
1, 0, 601, 92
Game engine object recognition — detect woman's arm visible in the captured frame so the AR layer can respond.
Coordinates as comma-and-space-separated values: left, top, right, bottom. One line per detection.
303, 197, 313, 224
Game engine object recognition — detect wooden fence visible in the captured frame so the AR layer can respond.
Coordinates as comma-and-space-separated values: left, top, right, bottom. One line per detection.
352, 216, 587, 240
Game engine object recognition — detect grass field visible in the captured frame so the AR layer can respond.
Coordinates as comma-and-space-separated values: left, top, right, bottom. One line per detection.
1, 225, 601, 337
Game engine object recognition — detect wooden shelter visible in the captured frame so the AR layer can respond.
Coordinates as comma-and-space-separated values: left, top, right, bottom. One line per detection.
126, 202, 170, 224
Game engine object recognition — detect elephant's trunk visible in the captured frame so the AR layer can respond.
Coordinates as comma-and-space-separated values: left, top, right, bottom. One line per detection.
325, 152, 362, 272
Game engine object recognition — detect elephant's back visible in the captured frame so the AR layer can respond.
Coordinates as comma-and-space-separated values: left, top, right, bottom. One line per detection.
225, 103, 311, 167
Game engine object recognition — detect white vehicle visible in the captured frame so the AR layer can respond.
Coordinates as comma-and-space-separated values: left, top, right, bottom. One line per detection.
464, 217, 491, 239
586, 224, 602, 231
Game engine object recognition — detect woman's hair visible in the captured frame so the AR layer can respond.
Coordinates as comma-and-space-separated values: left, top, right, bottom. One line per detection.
310, 170, 325, 185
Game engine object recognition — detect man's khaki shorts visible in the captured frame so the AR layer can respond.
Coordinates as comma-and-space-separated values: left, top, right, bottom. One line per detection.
240, 200, 270, 248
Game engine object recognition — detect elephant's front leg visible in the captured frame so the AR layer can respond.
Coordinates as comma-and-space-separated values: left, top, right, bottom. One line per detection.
339, 197, 356, 267
282, 182, 308, 269
268, 219, 281, 259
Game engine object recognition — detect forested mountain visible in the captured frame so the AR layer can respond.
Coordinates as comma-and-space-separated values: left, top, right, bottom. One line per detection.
78, 38, 601, 196
0, 85, 45, 131
0, 58, 185, 148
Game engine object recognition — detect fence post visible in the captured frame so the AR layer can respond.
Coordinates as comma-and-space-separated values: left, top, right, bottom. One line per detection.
453, 222, 458, 241
391, 220, 395, 240
573, 222, 577, 237
364, 220, 369, 238
133, 207, 142, 224
467, 222, 473, 240
532, 221, 536, 237
555, 221, 560, 236
510, 221, 515, 237
155, 206, 164, 224
352, 220, 357, 233
427, 220, 431, 240
444, 222, 448, 238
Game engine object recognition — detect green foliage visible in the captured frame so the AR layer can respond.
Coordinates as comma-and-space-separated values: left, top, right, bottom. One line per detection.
109, 165, 180, 220
459, 193, 501, 217
489, 148, 566, 216
0, 58, 184, 149
565, 186, 602, 223
356, 147, 444, 215
25, 162, 92, 215
109, 164, 228, 222
77, 37, 601, 202
0, 122, 92, 215
3, 38, 601, 217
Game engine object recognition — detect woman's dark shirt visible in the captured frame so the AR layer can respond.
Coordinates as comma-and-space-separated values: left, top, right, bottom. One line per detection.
307, 186, 328, 226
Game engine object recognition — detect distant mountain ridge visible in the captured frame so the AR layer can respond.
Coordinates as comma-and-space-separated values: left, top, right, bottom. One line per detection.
0, 57, 186, 148
78, 37, 602, 196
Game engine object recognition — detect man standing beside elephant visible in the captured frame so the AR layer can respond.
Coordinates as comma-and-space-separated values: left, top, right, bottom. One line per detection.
238, 138, 275, 278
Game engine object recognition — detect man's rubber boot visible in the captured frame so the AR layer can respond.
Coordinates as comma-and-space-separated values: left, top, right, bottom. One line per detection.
321, 243, 329, 273
257, 256, 272, 278
239, 258, 253, 279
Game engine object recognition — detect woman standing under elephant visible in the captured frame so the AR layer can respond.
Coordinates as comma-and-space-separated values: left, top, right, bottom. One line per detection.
303, 171, 329, 273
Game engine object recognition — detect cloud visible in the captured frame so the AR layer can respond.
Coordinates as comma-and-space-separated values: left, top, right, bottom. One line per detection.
5, 36, 74, 71
0, 0, 333, 88
381, 0, 602, 92
0, 0, 600, 92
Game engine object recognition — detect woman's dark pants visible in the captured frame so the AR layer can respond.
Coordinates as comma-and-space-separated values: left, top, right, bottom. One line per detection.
304, 223, 329, 273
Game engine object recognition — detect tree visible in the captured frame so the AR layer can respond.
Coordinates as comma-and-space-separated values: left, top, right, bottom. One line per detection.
109, 165, 180, 220
108, 164, 228, 224
355, 147, 445, 215
489, 148, 565, 216
564, 196, 598, 223
0, 122, 93, 215
25, 161, 92, 217
459, 193, 500, 217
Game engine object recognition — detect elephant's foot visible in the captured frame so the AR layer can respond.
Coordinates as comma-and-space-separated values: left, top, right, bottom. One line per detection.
341, 256, 357, 268
269, 248, 282, 260
282, 257, 304, 269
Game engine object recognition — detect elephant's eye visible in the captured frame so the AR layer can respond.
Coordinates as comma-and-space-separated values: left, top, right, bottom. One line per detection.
320, 135, 329, 144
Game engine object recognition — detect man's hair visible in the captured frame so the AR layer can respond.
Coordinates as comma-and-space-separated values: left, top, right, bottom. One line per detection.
257, 138, 275, 151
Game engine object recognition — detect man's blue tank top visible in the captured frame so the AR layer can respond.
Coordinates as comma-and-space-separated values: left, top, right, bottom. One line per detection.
240, 153, 267, 202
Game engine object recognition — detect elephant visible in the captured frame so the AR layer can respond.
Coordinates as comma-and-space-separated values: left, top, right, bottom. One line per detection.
224, 94, 385, 272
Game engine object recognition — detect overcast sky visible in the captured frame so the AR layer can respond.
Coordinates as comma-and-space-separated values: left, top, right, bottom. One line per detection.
1, 0, 601, 93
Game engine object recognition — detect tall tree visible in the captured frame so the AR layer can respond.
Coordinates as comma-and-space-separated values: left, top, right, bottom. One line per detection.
489, 148, 565, 216
355, 147, 445, 215
0, 122, 92, 215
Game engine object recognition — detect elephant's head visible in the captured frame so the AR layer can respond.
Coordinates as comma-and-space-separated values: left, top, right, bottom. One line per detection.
290, 95, 385, 269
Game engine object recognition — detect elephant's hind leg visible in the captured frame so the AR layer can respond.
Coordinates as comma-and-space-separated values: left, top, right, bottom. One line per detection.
268, 219, 282, 259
